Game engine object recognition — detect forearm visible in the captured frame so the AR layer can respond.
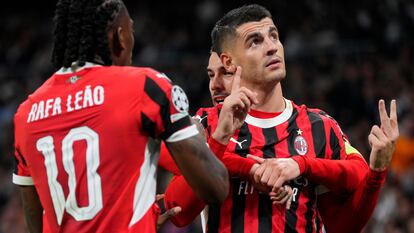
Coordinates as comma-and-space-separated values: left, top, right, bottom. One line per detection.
19, 185, 43, 233
166, 134, 229, 204
164, 175, 206, 226
293, 154, 369, 193
221, 153, 256, 179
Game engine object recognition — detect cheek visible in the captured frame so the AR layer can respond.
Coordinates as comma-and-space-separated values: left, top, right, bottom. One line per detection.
224, 80, 232, 92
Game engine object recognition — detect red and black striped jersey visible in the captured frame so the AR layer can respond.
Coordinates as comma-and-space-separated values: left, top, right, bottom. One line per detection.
13, 63, 196, 233
196, 99, 361, 233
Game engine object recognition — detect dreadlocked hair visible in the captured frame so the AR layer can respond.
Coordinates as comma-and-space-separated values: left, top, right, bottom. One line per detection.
51, 0, 122, 68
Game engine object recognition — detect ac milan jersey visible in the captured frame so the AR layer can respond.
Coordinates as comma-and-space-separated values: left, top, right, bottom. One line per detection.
195, 99, 357, 233
12, 63, 197, 233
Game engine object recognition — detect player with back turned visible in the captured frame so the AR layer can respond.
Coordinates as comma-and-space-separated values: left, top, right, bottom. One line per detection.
11, 0, 237, 232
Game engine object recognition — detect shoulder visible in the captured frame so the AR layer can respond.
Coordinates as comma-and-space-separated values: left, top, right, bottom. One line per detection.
295, 102, 338, 125
194, 106, 218, 128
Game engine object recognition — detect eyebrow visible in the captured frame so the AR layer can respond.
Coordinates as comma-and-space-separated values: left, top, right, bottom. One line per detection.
245, 32, 261, 43
206, 66, 226, 73
269, 26, 278, 33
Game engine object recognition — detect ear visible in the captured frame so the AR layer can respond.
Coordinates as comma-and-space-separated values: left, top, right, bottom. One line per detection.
111, 26, 125, 57
220, 52, 236, 73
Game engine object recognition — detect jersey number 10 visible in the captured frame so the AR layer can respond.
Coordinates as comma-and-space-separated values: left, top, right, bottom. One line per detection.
36, 126, 103, 225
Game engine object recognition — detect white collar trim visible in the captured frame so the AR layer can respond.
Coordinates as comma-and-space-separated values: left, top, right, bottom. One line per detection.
245, 98, 293, 128
55, 62, 101, 75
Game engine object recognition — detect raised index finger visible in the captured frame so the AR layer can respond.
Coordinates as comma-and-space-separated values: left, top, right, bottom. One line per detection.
378, 99, 390, 130
231, 66, 242, 92
390, 99, 398, 124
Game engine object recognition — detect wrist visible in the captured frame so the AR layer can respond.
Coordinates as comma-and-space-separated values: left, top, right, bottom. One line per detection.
249, 163, 260, 176
291, 156, 307, 175
369, 165, 387, 172
212, 130, 231, 145
207, 137, 227, 159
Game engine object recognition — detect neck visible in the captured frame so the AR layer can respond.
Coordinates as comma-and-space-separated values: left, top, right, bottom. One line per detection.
242, 80, 285, 113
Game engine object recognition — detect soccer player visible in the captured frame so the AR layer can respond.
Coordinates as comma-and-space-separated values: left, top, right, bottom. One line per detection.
164, 4, 399, 233
11, 0, 236, 232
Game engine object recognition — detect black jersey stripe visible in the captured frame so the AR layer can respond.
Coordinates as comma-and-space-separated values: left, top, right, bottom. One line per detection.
287, 108, 299, 156
13, 149, 27, 175
207, 204, 221, 233
199, 110, 208, 128
143, 76, 171, 135
231, 123, 251, 232
141, 112, 157, 137
231, 179, 246, 233
258, 127, 277, 233
262, 127, 277, 158
330, 128, 341, 160
315, 214, 321, 233
304, 187, 316, 233
285, 107, 300, 233
234, 123, 252, 157
258, 193, 272, 233
307, 111, 326, 158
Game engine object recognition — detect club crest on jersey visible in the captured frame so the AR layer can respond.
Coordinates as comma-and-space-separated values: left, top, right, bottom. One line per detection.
294, 129, 308, 155
171, 85, 189, 113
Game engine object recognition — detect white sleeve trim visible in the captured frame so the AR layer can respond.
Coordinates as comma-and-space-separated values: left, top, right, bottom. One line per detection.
166, 125, 198, 142
13, 174, 34, 186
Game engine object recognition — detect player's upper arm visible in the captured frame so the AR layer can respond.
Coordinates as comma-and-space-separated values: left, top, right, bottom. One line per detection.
321, 111, 363, 161
13, 115, 34, 186
138, 69, 197, 142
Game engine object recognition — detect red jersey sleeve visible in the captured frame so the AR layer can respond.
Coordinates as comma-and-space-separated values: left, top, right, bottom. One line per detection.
292, 154, 369, 193
318, 169, 387, 233
12, 114, 34, 186
293, 110, 369, 193
158, 142, 181, 175
139, 69, 197, 142
164, 175, 206, 227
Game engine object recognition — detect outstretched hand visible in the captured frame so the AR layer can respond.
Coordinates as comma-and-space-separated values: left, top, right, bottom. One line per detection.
156, 194, 182, 230
212, 66, 258, 144
368, 99, 399, 171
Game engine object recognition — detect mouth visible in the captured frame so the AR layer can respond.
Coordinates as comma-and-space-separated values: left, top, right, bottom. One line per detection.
213, 94, 228, 105
266, 57, 281, 68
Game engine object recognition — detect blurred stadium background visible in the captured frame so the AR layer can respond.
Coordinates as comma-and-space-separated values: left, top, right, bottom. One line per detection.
1, 0, 413, 232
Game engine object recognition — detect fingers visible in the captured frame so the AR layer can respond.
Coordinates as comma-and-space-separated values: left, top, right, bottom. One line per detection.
378, 99, 389, 127
253, 163, 267, 184
273, 176, 286, 190
368, 133, 382, 151
156, 194, 165, 202
247, 154, 266, 164
389, 99, 399, 141
231, 66, 242, 92
239, 87, 259, 105
286, 189, 293, 210
390, 99, 397, 124
270, 185, 293, 209
157, 206, 182, 229
370, 125, 388, 143
379, 99, 394, 137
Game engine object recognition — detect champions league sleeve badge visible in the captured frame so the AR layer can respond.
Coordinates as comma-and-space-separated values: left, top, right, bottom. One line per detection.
294, 129, 308, 155
171, 85, 189, 113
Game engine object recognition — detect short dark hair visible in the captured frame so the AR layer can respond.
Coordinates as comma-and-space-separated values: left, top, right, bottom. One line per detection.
211, 4, 272, 54
51, 0, 124, 68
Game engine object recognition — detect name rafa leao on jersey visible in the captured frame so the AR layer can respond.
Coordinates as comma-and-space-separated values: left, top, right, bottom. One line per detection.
27, 85, 104, 123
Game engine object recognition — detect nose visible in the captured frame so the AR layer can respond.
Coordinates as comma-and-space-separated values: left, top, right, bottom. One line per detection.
265, 36, 278, 56
210, 75, 224, 92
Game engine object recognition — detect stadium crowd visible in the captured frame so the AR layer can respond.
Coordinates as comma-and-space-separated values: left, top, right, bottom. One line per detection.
0, 0, 413, 232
